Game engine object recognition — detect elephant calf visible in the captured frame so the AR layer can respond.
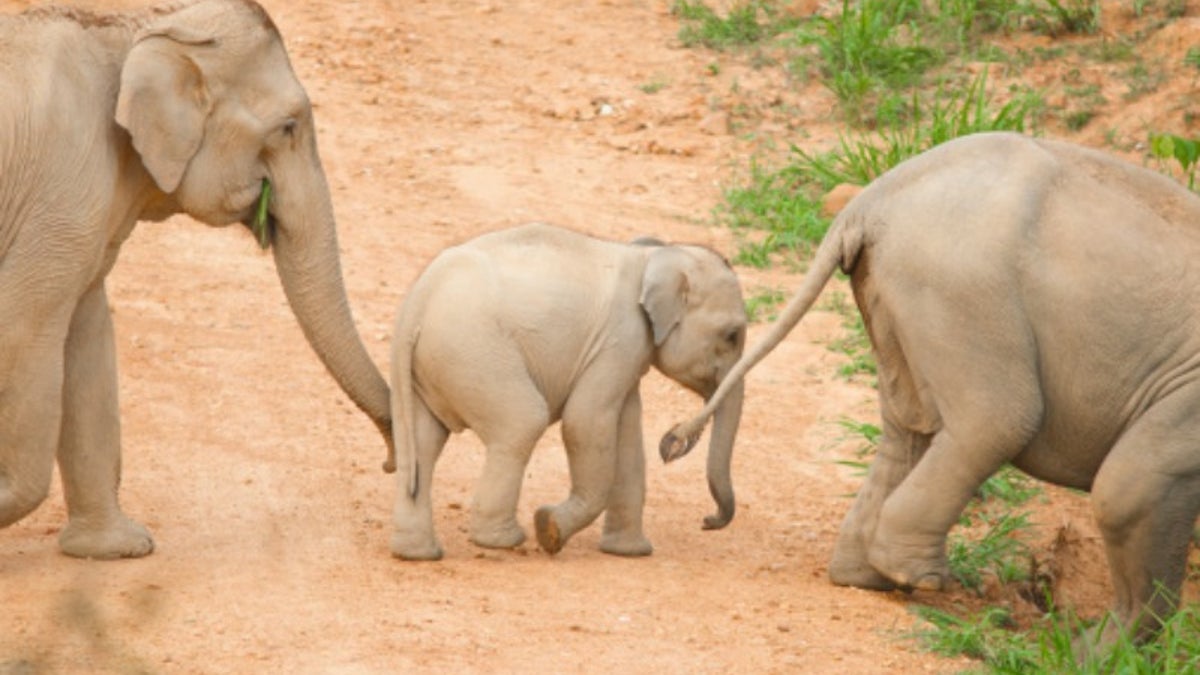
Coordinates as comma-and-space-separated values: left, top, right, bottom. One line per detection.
387, 223, 747, 560
668, 132, 1200, 653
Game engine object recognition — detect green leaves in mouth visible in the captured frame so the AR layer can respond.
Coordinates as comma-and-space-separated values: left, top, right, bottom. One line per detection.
251, 178, 274, 250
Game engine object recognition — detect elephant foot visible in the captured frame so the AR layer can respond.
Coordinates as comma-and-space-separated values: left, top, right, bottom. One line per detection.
599, 531, 653, 557
534, 506, 564, 555
866, 536, 948, 591
59, 515, 154, 560
469, 519, 526, 550
828, 556, 897, 591
828, 530, 896, 591
390, 530, 444, 561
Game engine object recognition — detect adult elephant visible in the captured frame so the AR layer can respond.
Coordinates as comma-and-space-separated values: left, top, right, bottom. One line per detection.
0, 0, 391, 559
665, 132, 1200, 653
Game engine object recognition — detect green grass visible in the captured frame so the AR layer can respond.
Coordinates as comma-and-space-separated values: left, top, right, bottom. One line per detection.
913, 603, 1200, 673
1150, 132, 1200, 191
824, 292, 875, 380
719, 159, 829, 268
949, 510, 1033, 592
672, 0, 801, 50
744, 286, 787, 321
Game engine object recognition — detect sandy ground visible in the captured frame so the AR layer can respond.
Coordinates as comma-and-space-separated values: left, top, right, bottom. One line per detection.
1, 1, 1198, 673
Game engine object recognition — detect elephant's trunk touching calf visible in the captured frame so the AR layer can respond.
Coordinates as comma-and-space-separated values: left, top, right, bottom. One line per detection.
267, 134, 393, 451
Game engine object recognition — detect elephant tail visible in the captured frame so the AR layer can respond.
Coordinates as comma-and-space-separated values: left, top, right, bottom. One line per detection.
384, 316, 422, 502
659, 212, 866, 457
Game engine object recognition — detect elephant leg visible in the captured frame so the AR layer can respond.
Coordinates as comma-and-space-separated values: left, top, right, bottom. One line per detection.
468, 384, 549, 550
829, 419, 930, 590
536, 382, 622, 555
867, 420, 1036, 590
599, 388, 652, 557
390, 396, 449, 561
56, 284, 153, 559
1081, 401, 1200, 654
0, 370, 58, 528
0, 314, 68, 527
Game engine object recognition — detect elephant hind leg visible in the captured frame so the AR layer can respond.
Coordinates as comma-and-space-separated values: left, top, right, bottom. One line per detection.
0, 353, 63, 529
829, 418, 931, 590
467, 386, 550, 551
1084, 401, 1200, 652
390, 395, 449, 561
0, 454, 54, 529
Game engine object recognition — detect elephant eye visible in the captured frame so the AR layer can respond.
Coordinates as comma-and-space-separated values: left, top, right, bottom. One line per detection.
725, 327, 742, 347
281, 119, 297, 136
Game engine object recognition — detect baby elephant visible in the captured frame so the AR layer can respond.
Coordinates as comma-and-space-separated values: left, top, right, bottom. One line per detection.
387, 223, 747, 560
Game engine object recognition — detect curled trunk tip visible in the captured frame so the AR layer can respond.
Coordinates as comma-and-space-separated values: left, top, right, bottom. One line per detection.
702, 485, 735, 530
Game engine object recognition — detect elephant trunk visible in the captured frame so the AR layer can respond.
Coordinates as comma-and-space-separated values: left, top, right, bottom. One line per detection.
702, 378, 742, 530
269, 167, 393, 451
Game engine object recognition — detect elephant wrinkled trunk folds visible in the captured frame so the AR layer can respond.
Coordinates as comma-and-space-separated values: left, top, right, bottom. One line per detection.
702, 378, 742, 530
269, 164, 392, 448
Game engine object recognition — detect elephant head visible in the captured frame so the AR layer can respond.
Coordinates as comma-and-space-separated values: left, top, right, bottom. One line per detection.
640, 245, 746, 529
114, 1, 392, 447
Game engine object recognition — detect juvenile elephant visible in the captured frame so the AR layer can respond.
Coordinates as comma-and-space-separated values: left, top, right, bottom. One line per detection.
388, 223, 746, 560
665, 132, 1200, 650
0, 1, 391, 558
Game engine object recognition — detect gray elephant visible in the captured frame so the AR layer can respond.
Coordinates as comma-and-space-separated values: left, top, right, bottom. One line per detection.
666, 132, 1200, 651
387, 223, 746, 560
0, 1, 391, 559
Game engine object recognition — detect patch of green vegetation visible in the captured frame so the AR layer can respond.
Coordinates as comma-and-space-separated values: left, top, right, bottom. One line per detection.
825, 292, 875, 380
913, 603, 1200, 673
791, 0, 941, 124
744, 286, 787, 322
913, 606, 1037, 670
1150, 132, 1200, 191
638, 77, 669, 94
1186, 47, 1200, 70
1059, 81, 1106, 131
719, 159, 829, 268
949, 510, 1033, 592
1122, 60, 1166, 101
672, 0, 800, 50
1028, 0, 1102, 36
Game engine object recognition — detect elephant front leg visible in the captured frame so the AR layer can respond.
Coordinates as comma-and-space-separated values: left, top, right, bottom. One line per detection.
536, 388, 621, 555
57, 284, 153, 559
598, 389, 652, 557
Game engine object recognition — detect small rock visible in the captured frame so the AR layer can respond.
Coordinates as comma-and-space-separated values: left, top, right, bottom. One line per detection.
822, 183, 864, 217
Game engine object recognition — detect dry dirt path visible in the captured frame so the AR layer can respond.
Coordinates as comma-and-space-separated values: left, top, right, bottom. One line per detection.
7, 0, 1189, 672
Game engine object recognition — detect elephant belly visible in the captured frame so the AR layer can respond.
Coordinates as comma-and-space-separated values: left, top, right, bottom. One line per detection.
1011, 426, 1109, 491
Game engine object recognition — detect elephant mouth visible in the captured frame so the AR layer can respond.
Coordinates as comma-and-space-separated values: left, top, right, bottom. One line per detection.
242, 178, 276, 250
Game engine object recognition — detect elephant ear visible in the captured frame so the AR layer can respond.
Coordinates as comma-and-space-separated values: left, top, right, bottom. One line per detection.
115, 29, 214, 194
640, 248, 691, 346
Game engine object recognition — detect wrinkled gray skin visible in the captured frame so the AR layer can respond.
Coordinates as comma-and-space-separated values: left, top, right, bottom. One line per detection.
0, 1, 391, 559
667, 132, 1200, 654
388, 224, 746, 560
